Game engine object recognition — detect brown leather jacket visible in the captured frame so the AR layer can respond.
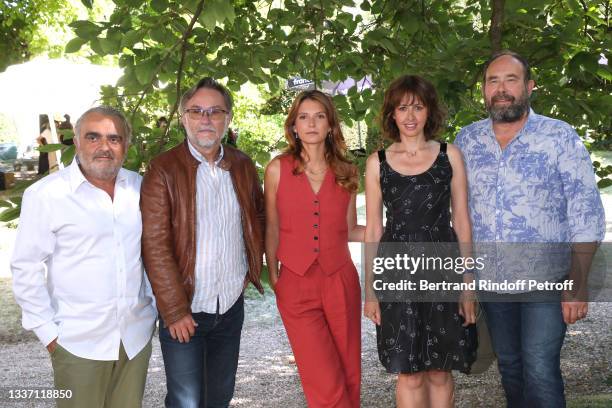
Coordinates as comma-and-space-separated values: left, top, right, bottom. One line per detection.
140, 141, 264, 325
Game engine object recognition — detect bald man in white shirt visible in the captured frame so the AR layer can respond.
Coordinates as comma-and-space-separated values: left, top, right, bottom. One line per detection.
11, 106, 157, 408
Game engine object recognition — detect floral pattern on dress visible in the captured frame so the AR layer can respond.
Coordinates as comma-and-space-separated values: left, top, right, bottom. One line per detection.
376, 143, 477, 374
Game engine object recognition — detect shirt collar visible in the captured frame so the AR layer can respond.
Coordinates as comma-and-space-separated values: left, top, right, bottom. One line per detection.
69, 157, 127, 193
187, 139, 224, 167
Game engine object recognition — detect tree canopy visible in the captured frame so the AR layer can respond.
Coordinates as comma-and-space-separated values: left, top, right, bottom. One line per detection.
66, 0, 610, 157
0, 0, 82, 71
0, 0, 610, 221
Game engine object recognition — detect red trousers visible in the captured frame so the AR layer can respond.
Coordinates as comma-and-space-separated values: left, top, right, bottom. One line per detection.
276, 261, 361, 408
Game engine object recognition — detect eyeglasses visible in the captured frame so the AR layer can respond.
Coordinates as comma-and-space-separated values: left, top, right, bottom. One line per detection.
184, 107, 229, 122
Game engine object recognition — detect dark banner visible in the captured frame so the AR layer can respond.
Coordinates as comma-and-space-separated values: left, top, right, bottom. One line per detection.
360, 242, 610, 302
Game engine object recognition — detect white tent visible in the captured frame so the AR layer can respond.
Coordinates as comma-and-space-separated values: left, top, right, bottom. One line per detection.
0, 57, 122, 167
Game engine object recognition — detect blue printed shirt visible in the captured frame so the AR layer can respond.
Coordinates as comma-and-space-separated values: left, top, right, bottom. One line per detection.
455, 110, 606, 284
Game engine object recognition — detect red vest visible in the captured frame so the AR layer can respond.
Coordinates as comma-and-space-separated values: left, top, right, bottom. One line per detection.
276, 155, 352, 276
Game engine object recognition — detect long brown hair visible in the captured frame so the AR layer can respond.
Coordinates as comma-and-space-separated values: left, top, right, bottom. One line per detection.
283, 90, 358, 193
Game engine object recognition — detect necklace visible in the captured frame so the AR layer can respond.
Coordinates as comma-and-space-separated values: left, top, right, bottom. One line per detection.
403, 143, 427, 158
304, 164, 328, 175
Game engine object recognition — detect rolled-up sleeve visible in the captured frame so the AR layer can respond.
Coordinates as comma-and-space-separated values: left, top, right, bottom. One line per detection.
10, 187, 58, 346
557, 126, 606, 242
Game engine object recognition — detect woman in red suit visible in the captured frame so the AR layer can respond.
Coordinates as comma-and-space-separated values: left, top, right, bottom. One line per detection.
265, 90, 365, 407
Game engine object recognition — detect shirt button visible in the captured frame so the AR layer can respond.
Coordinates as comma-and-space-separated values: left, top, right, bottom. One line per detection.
314, 212, 319, 216
314, 248, 319, 252
314, 236, 318, 240
314, 200, 319, 204
314, 224, 318, 228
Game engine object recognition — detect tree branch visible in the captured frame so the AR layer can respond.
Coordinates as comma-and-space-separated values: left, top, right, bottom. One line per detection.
578, 0, 588, 37
129, 10, 200, 124
129, 15, 193, 123
157, 0, 207, 151
489, 0, 505, 54
356, 0, 389, 36
312, 2, 325, 89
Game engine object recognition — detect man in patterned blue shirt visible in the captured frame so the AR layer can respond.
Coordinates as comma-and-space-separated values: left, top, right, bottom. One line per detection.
455, 51, 605, 408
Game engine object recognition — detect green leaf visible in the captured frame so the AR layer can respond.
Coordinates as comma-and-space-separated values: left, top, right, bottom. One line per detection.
597, 178, 612, 189
199, 10, 217, 31
124, 0, 145, 7
566, 0, 582, 14
61, 145, 76, 167
61, 129, 74, 141
568, 52, 599, 75
150, 27, 166, 43
0, 200, 13, 208
124, 145, 142, 171
255, 151, 270, 166
65, 37, 87, 53
151, 0, 169, 13
219, 0, 235, 25
99, 37, 119, 54
596, 67, 612, 81
70, 20, 101, 40
199, 0, 235, 29
121, 30, 143, 49
135, 59, 157, 85
0, 207, 21, 223
379, 37, 398, 54
81, 0, 94, 8
38, 144, 64, 153
93, 28, 123, 54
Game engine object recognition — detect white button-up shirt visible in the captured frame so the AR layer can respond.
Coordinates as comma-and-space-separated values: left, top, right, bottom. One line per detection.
187, 141, 247, 314
11, 161, 156, 360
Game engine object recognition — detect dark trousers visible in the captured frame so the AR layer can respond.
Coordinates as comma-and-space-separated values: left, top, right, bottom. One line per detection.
160, 295, 244, 408
482, 298, 566, 408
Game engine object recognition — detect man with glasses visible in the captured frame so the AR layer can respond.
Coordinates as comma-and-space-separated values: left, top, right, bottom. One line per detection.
141, 77, 264, 407
11, 106, 156, 407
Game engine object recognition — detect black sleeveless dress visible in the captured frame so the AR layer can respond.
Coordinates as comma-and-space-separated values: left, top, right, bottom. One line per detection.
376, 142, 477, 374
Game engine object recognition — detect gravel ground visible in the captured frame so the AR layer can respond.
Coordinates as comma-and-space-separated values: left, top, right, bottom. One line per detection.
1, 280, 611, 408
1, 191, 611, 407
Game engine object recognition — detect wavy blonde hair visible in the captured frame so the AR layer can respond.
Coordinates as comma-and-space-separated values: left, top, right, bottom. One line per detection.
283, 90, 358, 193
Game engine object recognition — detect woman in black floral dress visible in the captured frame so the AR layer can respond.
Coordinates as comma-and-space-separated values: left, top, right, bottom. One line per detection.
364, 75, 477, 407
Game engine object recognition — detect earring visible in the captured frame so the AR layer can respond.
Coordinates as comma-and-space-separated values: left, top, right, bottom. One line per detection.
293, 130, 300, 140
327, 130, 332, 139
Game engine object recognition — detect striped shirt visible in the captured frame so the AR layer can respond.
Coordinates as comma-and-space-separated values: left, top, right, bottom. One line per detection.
188, 141, 247, 314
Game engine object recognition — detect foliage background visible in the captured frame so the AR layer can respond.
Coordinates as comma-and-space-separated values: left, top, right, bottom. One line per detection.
0, 0, 610, 219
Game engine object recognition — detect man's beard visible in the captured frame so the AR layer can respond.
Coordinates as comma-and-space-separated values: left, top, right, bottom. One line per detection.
486, 89, 530, 123
187, 125, 227, 149
77, 151, 123, 181
196, 136, 217, 149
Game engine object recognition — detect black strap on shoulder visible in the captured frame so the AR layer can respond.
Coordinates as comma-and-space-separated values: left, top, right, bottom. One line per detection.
377, 149, 386, 163
440, 142, 447, 153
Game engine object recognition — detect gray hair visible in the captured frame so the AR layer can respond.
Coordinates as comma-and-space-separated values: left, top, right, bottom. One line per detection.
74, 106, 132, 145
179, 77, 233, 114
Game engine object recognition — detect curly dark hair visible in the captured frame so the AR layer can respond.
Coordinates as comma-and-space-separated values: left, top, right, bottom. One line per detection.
380, 75, 446, 142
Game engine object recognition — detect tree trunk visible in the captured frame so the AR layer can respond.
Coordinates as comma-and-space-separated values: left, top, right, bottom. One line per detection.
489, 0, 505, 54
